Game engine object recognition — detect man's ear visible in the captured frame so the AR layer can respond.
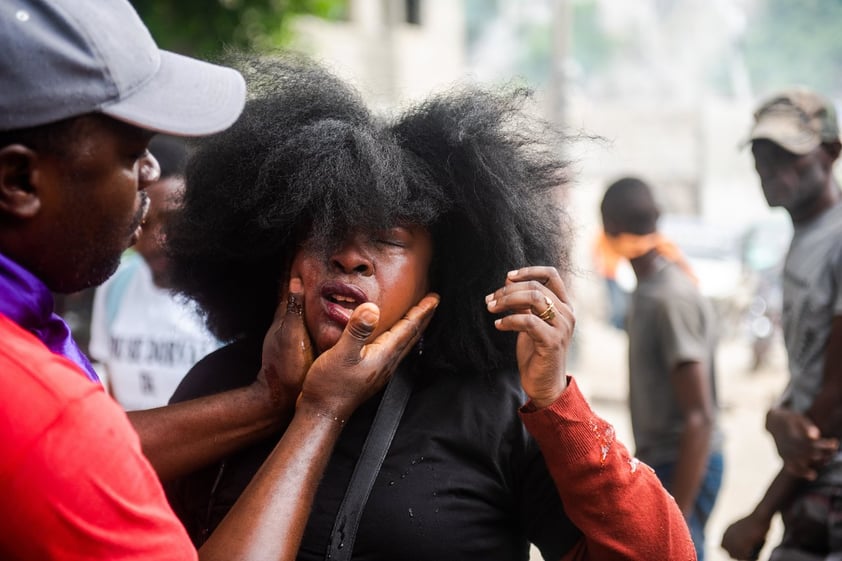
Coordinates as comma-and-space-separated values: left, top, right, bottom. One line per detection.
0, 144, 42, 219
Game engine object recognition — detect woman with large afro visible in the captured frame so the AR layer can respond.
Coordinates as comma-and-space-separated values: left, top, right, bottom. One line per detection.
164, 55, 695, 560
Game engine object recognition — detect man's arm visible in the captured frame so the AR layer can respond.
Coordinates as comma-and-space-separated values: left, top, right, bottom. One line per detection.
129, 279, 315, 483
669, 360, 715, 517
766, 316, 842, 479
127, 383, 287, 482
721, 468, 804, 560
806, 315, 842, 438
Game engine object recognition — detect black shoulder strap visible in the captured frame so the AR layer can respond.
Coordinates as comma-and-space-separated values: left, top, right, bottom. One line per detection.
325, 367, 414, 561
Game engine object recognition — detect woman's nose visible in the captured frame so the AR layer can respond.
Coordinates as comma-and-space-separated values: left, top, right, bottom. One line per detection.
138, 150, 161, 189
330, 242, 373, 276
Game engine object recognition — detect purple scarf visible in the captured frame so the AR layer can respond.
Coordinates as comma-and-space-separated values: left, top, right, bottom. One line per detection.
0, 251, 99, 382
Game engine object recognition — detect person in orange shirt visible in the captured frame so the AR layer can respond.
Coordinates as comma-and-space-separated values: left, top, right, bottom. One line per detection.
592, 229, 630, 330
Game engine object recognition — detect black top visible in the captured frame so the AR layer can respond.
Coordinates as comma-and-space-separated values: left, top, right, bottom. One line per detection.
166, 338, 581, 561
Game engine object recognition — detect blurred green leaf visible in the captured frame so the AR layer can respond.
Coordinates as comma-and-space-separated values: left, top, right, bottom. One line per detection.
130, 0, 348, 60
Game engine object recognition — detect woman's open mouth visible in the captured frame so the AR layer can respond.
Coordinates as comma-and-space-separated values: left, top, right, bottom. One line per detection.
320, 281, 368, 325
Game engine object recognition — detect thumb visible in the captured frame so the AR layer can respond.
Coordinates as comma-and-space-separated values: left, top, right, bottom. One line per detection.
333, 303, 380, 362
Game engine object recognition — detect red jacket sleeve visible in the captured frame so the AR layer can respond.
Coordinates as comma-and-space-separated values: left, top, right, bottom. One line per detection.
519, 377, 697, 561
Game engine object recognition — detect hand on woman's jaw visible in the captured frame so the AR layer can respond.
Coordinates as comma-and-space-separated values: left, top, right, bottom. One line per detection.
255, 271, 440, 424
297, 293, 440, 423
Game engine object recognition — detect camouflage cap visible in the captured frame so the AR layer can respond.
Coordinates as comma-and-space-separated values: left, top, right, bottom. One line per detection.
749, 87, 839, 155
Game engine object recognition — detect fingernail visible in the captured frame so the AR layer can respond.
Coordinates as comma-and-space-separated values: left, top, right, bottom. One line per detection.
484, 293, 493, 303
487, 299, 496, 309
289, 277, 302, 292
507, 270, 518, 277
358, 308, 377, 327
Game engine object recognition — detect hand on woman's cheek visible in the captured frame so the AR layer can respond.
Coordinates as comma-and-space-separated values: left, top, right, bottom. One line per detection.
256, 276, 314, 409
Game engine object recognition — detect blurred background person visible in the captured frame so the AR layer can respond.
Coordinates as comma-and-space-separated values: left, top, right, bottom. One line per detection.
592, 227, 630, 330
89, 135, 221, 410
601, 176, 723, 561
722, 88, 842, 561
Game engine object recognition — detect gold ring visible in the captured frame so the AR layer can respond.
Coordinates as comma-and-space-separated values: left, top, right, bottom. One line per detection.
537, 296, 556, 323
286, 293, 303, 316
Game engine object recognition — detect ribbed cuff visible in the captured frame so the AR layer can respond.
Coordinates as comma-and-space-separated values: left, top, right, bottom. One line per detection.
519, 376, 615, 464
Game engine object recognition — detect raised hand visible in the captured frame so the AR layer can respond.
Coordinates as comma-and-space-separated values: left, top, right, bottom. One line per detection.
297, 293, 440, 422
721, 513, 769, 560
485, 266, 575, 408
255, 277, 314, 410
766, 406, 839, 480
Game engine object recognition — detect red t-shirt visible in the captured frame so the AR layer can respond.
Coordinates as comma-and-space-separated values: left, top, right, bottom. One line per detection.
0, 314, 197, 560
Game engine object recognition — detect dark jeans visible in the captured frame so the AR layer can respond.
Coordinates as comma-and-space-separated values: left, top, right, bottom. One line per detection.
605, 278, 628, 330
653, 451, 724, 561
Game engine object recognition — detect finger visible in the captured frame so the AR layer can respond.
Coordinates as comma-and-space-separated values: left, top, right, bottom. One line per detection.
784, 461, 817, 480
811, 437, 840, 452
331, 303, 381, 363
493, 311, 559, 341
487, 285, 558, 321
805, 424, 822, 440
506, 266, 571, 303
365, 293, 440, 362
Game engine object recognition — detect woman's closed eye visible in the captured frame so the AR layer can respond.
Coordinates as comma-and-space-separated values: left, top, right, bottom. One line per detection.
373, 227, 413, 248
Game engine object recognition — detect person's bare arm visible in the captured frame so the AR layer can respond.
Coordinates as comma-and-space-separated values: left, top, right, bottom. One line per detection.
130, 279, 314, 483
127, 384, 286, 482
669, 360, 715, 516
806, 315, 842, 439
766, 315, 842, 480
721, 468, 804, 560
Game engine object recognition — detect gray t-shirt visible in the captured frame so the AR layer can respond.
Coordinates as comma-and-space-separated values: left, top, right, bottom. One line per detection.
781, 201, 842, 412
627, 261, 723, 466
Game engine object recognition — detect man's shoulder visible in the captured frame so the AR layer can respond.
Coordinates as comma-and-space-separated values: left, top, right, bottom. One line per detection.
0, 313, 95, 395
0, 313, 108, 467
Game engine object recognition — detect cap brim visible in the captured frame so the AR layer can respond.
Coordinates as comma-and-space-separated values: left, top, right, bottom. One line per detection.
101, 50, 246, 137
749, 114, 820, 155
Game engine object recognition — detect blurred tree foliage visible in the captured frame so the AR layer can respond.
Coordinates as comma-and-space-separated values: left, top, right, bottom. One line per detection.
130, 0, 348, 60
743, 0, 842, 96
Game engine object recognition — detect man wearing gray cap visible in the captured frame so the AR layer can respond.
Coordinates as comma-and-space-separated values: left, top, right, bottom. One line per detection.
0, 1, 435, 559
722, 88, 842, 560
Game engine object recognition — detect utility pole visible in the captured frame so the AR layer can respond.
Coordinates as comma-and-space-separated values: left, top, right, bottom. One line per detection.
547, 0, 571, 130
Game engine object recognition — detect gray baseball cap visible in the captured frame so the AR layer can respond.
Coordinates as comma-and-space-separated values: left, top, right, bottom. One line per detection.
749, 87, 840, 155
1, 0, 246, 136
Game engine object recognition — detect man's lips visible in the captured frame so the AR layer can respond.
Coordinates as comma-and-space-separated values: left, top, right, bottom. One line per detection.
320, 280, 368, 325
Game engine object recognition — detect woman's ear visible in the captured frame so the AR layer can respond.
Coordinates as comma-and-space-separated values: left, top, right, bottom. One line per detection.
0, 145, 42, 219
